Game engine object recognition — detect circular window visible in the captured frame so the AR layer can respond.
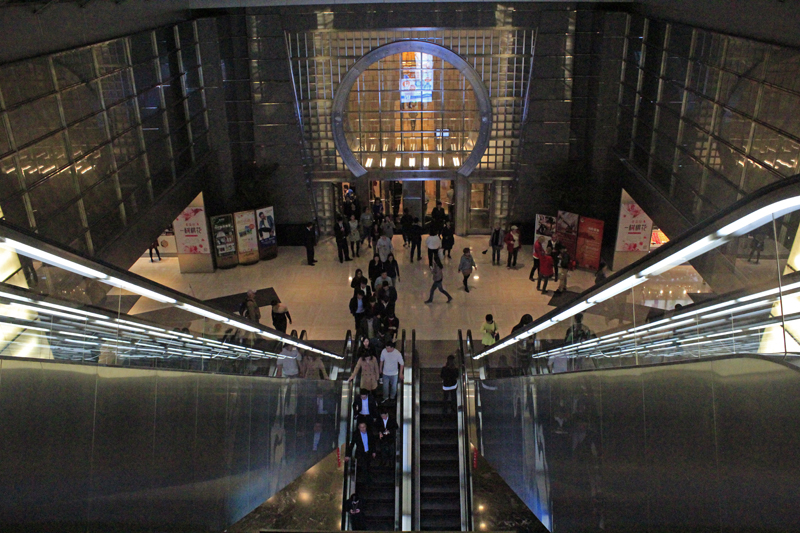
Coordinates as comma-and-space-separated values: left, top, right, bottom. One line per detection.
332, 41, 491, 177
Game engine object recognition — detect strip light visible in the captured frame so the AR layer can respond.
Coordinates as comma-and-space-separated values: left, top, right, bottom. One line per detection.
0, 238, 108, 279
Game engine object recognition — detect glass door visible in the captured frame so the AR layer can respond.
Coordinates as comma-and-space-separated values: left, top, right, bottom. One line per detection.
469, 182, 491, 232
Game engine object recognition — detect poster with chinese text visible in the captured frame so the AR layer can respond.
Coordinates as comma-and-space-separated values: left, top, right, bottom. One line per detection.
173, 206, 210, 255
576, 217, 604, 270
211, 214, 238, 268
615, 192, 653, 252
555, 210, 579, 258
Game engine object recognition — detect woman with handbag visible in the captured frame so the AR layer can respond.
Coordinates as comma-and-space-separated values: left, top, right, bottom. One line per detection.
481, 314, 499, 347
458, 247, 477, 293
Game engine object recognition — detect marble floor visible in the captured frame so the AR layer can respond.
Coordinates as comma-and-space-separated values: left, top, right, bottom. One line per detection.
129, 234, 599, 342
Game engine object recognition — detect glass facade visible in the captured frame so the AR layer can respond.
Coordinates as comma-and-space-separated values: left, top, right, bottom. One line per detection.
280, 29, 535, 173
0, 22, 210, 254
618, 15, 800, 224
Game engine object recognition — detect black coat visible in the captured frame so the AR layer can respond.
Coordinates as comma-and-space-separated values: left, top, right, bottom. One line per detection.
334, 221, 350, 243
347, 429, 378, 458
352, 395, 379, 419
409, 224, 423, 244
375, 416, 399, 442
368, 260, 384, 282
349, 295, 367, 316
304, 227, 316, 249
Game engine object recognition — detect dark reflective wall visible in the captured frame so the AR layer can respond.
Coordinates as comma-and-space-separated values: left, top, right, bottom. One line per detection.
0, 359, 342, 532
480, 356, 800, 532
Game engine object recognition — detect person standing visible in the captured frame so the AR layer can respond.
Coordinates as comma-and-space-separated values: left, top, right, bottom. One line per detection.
383, 253, 400, 287
349, 340, 380, 394
345, 493, 367, 531
277, 344, 302, 378
351, 268, 368, 292
431, 200, 447, 236
271, 299, 292, 333
349, 291, 367, 332
381, 217, 395, 240
530, 237, 545, 281
244, 289, 261, 326
379, 342, 404, 402
304, 221, 317, 266
360, 209, 374, 248
334, 216, 352, 263
149, 240, 161, 262
457, 247, 477, 293
348, 214, 361, 258
368, 254, 384, 289
504, 225, 521, 268
440, 355, 459, 415
303, 353, 329, 379
488, 224, 505, 265
409, 217, 423, 262
537, 250, 555, 294
400, 208, 413, 247
424, 261, 453, 303
376, 233, 394, 263
426, 231, 443, 268
441, 221, 455, 259
480, 314, 499, 348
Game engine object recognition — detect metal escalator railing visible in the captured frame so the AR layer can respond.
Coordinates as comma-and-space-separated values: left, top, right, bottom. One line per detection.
0, 221, 343, 370
411, 329, 420, 531
395, 329, 406, 530
475, 175, 800, 372
464, 330, 483, 457
456, 330, 474, 531
340, 329, 357, 530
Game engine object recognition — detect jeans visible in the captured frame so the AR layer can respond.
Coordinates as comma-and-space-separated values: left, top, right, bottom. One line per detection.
507, 248, 519, 267
427, 280, 452, 302
462, 274, 470, 290
529, 258, 540, 279
537, 275, 550, 292
491, 246, 502, 263
383, 373, 398, 399
410, 241, 421, 261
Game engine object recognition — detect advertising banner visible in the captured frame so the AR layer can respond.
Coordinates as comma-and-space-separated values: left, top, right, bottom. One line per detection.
615, 194, 653, 252
173, 206, 210, 255
234, 210, 259, 264
534, 214, 556, 247
576, 216, 605, 270
210, 214, 238, 268
256, 206, 278, 260
400, 52, 433, 104
555, 210, 580, 258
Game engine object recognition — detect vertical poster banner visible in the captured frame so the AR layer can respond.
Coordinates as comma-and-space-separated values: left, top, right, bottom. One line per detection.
534, 214, 557, 247
210, 214, 238, 268
615, 193, 653, 252
256, 206, 278, 260
555, 211, 580, 258
173, 206, 210, 255
400, 52, 433, 104
234, 210, 259, 264
576, 217, 605, 270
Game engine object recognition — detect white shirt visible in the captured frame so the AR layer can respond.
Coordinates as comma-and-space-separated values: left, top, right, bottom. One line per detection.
380, 348, 405, 376
426, 235, 441, 250
279, 347, 301, 376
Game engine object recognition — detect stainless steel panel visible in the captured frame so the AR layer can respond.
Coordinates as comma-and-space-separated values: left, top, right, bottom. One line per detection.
194, 371, 230, 531
0, 360, 96, 530
87, 366, 157, 532
225, 374, 253, 524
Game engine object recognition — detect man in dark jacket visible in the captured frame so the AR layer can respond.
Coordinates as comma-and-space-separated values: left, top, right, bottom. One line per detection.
334, 216, 352, 263
431, 200, 447, 235
440, 355, 459, 415
409, 217, 423, 262
305, 222, 317, 266
352, 389, 378, 427
345, 421, 377, 482
375, 410, 399, 465
349, 292, 367, 332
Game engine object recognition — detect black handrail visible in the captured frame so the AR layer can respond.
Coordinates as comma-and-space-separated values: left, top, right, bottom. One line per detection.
456, 330, 474, 530
340, 329, 356, 530
411, 329, 420, 530
394, 329, 406, 531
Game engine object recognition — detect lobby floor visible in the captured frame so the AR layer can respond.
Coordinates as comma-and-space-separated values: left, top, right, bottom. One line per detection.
129, 234, 599, 341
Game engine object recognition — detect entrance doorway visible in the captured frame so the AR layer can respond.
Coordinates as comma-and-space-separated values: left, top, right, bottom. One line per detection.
369, 179, 454, 232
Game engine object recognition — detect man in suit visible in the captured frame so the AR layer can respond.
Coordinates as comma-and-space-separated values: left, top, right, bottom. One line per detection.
345, 421, 377, 482
375, 410, 399, 465
352, 389, 378, 428
333, 216, 352, 263
304, 222, 317, 266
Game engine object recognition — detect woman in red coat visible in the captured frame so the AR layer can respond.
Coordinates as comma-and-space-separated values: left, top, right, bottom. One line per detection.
537, 247, 555, 294
504, 226, 521, 268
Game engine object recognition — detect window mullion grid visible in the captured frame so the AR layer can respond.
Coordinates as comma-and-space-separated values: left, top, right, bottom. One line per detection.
629, 18, 648, 161
739, 49, 770, 196
670, 27, 697, 198
647, 24, 670, 182
0, 76, 37, 230
696, 37, 728, 219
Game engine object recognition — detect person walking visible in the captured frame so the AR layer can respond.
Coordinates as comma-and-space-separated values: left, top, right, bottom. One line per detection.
349, 340, 380, 395
376, 233, 394, 263
360, 209, 374, 249
303, 353, 329, 380
554, 248, 571, 294
381, 217, 395, 240
349, 291, 367, 331
426, 231, 443, 268
431, 200, 447, 236
537, 250, 555, 294
424, 261, 453, 303
457, 247, 477, 292
409, 217, 423, 262
351, 268, 368, 292
304, 221, 317, 266
271, 299, 292, 333
480, 314, 499, 348
370, 222, 381, 251
334, 216, 352, 263
348, 214, 361, 258
441, 221, 455, 259
244, 289, 261, 326
379, 342, 404, 402
504, 225, 521, 268
383, 253, 400, 287
149, 240, 161, 262
400, 208, 413, 247
368, 254, 384, 288
440, 355, 459, 415
530, 236, 545, 281
488, 224, 505, 265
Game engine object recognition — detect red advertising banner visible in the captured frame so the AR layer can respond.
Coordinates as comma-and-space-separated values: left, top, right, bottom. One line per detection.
555, 210, 579, 258
576, 216, 604, 270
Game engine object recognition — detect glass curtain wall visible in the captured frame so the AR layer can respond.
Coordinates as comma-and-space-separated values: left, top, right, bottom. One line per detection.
280, 29, 535, 173
0, 22, 210, 255
617, 15, 800, 225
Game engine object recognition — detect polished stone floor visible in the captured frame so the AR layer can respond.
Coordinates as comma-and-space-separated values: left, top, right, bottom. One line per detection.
129, 234, 598, 341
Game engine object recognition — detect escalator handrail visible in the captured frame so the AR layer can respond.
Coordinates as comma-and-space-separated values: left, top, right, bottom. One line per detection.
340, 329, 356, 530
411, 329, 420, 531
395, 329, 406, 530
456, 330, 474, 531
476, 173, 800, 360
465, 329, 484, 456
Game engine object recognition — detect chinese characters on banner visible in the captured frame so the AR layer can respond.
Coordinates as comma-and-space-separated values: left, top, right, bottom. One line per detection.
234, 210, 259, 264
555, 211, 579, 258
615, 192, 653, 252
400, 52, 433, 104
210, 214, 238, 268
173, 206, 210, 254
576, 217, 605, 270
